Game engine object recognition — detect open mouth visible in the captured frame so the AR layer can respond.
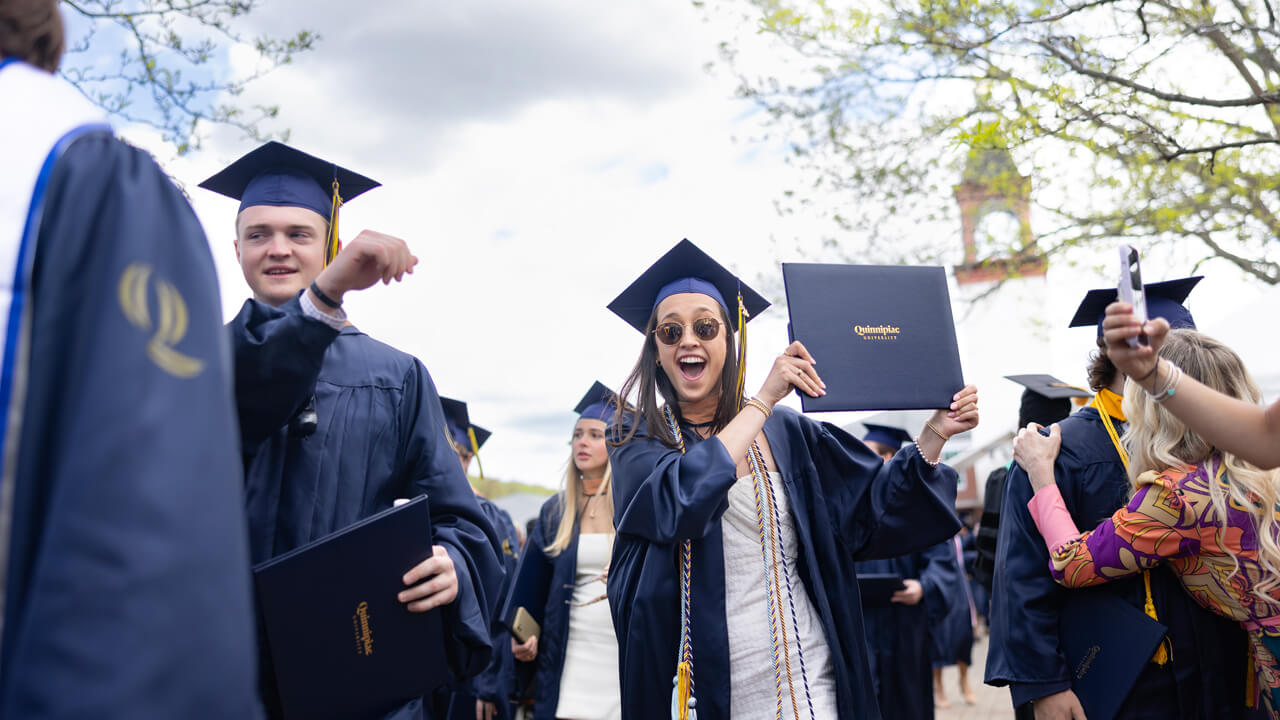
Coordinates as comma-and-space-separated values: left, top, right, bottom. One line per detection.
264, 267, 297, 278
678, 356, 707, 381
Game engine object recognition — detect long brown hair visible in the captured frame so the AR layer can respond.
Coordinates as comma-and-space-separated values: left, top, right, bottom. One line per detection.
1, 0, 64, 72
613, 301, 741, 448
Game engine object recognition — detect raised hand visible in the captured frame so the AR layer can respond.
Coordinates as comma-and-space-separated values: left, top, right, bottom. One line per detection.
930, 384, 980, 439
313, 229, 419, 303
1103, 301, 1169, 389
755, 341, 826, 407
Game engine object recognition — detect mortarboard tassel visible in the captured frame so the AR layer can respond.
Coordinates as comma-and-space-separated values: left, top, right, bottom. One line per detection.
467, 427, 485, 481
325, 177, 343, 266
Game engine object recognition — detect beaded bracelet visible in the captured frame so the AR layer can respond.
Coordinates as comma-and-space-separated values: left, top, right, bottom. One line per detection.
1149, 360, 1182, 404
912, 437, 942, 467
744, 396, 773, 418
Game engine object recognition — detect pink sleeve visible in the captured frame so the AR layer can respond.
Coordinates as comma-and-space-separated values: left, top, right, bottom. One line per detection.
1027, 484, 1083, 549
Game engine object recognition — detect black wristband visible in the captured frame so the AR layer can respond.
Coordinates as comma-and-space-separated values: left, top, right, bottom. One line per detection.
309, 280, 342, 309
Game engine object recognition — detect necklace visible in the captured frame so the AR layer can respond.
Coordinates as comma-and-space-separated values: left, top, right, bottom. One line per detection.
683, 419, 716, 429
580, 481, 605, 519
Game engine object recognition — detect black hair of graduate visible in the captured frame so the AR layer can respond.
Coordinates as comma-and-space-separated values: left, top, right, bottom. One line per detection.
1, 0, 63, 72
612, 301, 743, 449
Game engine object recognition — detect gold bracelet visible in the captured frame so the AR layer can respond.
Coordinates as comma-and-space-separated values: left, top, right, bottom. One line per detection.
745, 396, 772, 419
925, 420, 950, 441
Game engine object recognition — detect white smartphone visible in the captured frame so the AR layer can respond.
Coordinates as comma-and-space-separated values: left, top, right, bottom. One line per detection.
1118, 244, 1149, 348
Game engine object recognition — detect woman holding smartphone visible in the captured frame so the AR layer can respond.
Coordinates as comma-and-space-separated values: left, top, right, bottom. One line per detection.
506, 382, 622, 720
604, 240, 979, 720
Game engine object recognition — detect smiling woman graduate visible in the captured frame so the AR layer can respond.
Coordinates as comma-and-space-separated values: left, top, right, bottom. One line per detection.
603, 239, 979, 720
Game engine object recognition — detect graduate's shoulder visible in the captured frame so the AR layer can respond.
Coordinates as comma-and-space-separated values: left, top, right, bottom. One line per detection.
45, 132, 201, 239
320, 328, 433, 389
536, 492, 566, 526
1054, 406, 1123, 468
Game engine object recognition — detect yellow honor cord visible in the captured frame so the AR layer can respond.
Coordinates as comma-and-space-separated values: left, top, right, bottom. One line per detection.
325, 177, 342, 266
1092, 389, 1168, 665
467, 427, 485, 481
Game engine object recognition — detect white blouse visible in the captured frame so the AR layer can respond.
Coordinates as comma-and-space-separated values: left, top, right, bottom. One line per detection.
722, 471, 838, 719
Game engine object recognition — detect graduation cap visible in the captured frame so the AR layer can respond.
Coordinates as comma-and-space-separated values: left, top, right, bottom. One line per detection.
607, 239, 770, 333
862, 423, 913, 452
439, 396, 490, 478
574, 381, 619, 423
1004, 374, 1091, 400
607, 239, 771, 406
198, 141, 380, 265
1005, 374, 1085, 428
1068, 276, 1202, 336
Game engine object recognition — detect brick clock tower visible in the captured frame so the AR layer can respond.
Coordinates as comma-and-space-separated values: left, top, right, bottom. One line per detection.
953, 146, 1045, 284
949, 147, 1050, 514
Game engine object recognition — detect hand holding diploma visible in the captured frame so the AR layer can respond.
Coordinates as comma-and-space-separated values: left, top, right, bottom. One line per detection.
398, 545, 458, 612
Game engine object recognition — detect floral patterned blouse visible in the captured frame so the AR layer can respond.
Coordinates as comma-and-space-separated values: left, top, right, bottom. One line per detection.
1027, 457, 1280, 717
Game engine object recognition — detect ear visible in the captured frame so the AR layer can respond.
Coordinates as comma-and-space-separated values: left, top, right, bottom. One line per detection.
233, 237, 241, 263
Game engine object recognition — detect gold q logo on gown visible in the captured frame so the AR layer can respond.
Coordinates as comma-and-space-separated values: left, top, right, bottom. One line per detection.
117, 263, 206, 379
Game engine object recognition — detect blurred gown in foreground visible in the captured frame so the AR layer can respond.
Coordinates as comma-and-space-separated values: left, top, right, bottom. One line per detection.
0, 58, 262, 719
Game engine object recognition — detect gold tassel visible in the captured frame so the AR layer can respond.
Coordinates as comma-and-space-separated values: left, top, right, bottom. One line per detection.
467, 426, 485, 481
733, 291, 749, 411
676, 660, 692, 720
325, 177, 343, 266
1142, 570, 1170, 665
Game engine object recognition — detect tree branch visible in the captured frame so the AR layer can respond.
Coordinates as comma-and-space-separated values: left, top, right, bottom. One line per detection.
1038, 39, 1280, 107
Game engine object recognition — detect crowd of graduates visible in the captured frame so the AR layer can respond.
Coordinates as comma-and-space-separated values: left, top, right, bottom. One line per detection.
9, 5, 1280, 719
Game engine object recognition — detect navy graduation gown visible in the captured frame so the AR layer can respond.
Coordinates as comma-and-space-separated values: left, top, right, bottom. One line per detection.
0, 132, 261, 717
500, 495, 586, 720
229, 305, 503, 719
857, 539, 962, 720
444, 497, 522, 720
986, 406, 1261, 718
607, 406, 961, 720
928, 536, 974, 668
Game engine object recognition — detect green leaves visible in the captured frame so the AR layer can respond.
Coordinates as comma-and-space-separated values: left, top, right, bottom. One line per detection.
59, 0, 317, 152
707, 0, 1280, 283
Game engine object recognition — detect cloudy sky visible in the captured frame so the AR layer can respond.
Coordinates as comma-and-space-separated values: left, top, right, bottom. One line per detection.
87, 0, 1279, 490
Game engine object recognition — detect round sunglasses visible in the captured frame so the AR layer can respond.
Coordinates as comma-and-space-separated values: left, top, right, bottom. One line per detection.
651, 317, 722, 346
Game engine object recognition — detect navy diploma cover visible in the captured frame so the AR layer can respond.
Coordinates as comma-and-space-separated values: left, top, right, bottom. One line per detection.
253, 495, 447, 719
781, 263, 965, 412
1059, 589, 1168, 720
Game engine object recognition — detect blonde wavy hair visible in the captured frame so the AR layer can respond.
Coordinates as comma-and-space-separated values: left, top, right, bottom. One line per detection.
1122, 329, 1280, 599
544, 449, 614, 558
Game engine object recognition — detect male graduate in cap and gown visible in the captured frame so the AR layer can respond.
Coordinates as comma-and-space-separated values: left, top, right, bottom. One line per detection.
604, 239, 977, 720
985, 278, 1263, 720
200, 142, 503, 719
0, 6, 261, 717
439, 397, 521, 720
855, 424, 967, 720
